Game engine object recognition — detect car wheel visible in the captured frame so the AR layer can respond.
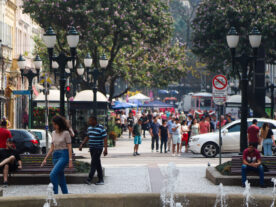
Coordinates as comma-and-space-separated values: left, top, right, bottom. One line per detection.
201, 142, 219, 158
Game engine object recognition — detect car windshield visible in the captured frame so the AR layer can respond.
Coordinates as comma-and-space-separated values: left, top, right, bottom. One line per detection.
30, 131, 42, 140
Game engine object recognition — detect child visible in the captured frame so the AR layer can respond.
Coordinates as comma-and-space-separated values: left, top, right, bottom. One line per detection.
159, 120, 168, 153
132, 119, 142, 156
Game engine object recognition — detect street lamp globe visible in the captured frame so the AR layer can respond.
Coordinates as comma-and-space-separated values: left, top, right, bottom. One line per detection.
52, 60, 59, 69
77, 64, 84, 76
84, 53, 93, 68
34, 55, 42, 69
226, 27, 239, 48
66, 26, 79, 48
249, 27, 262, 48
67, 60, 74, 69
17, 55, 26, 69
65, 68, 71, 74
43, 27, 56, 48
99, 54, 108, 68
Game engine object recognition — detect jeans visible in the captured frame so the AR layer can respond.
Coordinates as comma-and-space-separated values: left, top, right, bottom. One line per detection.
160, 137, 167, 152
241, 164, 264, 186
50, 149, 69, 194
263, 138, 273, 156
88, 148, 103, 181
152, 135, 159, 150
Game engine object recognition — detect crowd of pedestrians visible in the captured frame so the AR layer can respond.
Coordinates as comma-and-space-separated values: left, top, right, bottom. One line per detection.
114, 109, 236, 156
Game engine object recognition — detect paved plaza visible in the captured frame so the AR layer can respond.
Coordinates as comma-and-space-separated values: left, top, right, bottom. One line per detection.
2, 132, 275, 197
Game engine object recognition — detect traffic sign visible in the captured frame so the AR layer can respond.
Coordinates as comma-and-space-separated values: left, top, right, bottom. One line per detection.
212, 75, 228, 105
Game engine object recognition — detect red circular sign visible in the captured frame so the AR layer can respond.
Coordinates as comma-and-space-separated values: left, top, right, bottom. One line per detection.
212, 75, 228, 90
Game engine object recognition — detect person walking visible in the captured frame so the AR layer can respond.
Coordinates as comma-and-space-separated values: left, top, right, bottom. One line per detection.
79, 116, 108, 185
167, 115, 174, 152
132, 119, 142, 156
172, 118, 181, 156
127, 112, 135, 139
120, 111, 127, 132
41, 115, 73, 194
247, 119, 260, 149
150, 116, 160, 152
0, 121, 12, 149
260, 123, 275, 156
199, 116, 210, 134
190, 119, 200, 137
181, 120, 189, 153
141, 113, 149, 138
159, 120, 168, 153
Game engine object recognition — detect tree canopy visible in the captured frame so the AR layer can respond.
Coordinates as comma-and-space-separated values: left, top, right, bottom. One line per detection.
23, 0, 190, 100
192, 0, 276, 74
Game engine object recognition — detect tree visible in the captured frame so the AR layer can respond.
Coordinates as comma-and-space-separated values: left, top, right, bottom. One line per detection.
192, 0, 276, 73
23, 0, 189, 101
191, 0, 276, 116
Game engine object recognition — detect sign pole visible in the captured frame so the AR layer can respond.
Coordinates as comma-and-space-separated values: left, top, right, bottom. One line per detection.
218, 105, 222, 165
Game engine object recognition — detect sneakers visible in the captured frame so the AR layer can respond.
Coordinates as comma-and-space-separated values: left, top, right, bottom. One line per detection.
133, 152, 136, 156
160, 151, 163, 153
156, 150, 159, 152
165, 151, 167, 153
152, 150, 154, 152
95, 180, 104, 185
84, 179, 92, 185
2, 181, 8, 188
172, 153, 176, 157
136, 152, 140, 156
178, 153, 181, 157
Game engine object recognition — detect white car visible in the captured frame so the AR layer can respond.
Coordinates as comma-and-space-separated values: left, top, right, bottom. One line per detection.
29, 129, 52, 154
189, 118, 276, 158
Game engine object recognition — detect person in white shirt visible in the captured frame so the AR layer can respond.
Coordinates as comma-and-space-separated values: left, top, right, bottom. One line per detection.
172, 118, 181, 156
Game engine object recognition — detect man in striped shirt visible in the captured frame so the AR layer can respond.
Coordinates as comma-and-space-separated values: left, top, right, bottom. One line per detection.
79, 116, 108, 185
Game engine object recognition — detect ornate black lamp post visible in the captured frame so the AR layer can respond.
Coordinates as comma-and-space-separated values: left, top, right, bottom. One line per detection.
43, 27, 79, 117
18, 54, 42, 129
75, 53, 109, 117
227, 26, 262, 153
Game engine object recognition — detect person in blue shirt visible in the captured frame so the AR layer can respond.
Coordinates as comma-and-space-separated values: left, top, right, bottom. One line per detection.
79, 116, 108, 185
166, 115, 174, 152
150, 116, 160, 152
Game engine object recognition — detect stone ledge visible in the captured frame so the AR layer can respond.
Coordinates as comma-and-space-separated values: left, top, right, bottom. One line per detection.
0, 193, 274, 207
206, 166, 274, 187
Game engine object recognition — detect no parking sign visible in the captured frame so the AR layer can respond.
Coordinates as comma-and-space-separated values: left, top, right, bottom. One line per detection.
212, 75, 228, 105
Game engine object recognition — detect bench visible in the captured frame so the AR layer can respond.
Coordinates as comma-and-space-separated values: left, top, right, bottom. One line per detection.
231, 156, 276, 175
15, 154, 76, 174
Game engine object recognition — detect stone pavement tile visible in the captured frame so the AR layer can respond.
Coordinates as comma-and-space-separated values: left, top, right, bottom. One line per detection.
2, 167, 151, 197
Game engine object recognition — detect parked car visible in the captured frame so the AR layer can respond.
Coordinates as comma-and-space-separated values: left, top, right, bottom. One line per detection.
9, 129, 40, 154
28, 129, 52, 154
189, 118, 276, 158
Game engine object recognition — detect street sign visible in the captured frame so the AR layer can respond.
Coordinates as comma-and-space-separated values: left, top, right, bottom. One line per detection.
212, 75, 228, 105
12, 90, 30, 95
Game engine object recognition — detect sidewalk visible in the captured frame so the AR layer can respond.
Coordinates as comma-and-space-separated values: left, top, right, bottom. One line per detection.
2, 131, 274, 197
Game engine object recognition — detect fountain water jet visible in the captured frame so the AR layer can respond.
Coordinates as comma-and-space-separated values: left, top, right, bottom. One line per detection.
214, 183, 227, 207
243, 180, 251, 207
43, 183, 57, 207
271, 178, 276, 207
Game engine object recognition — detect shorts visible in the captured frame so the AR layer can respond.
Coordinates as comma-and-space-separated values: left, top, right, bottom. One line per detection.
134, 136, 142, 145
172, 135, 181, 144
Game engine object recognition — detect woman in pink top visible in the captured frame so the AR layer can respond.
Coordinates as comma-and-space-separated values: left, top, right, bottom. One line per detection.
41, 115, 73, 194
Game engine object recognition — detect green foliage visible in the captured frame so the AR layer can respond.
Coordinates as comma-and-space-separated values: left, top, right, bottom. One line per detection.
32, 35, 50, 71
192, 0, 276, 74
74, 160, 91, 173
22, 0, 190, 99
216, 161, 232, 175
33, 107, 60, 129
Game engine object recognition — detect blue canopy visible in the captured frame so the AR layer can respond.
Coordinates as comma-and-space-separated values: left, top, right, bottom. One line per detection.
140, 100, 174, 108
158, 89, 169, 94
112, 101, 137, 109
